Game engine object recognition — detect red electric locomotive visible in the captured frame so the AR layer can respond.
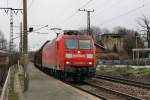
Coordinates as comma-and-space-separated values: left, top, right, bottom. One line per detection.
35, 30, 96, 81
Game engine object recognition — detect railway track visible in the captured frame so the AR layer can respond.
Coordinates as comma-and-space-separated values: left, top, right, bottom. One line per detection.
41, 68, 146, 99
96, 74, 150, 89
68, 81, 143, 100
70, 83, 109, 100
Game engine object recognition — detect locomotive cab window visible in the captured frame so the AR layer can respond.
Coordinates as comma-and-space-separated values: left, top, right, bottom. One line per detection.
65, 39, 92, 50
65, 39, 78, 49
79, 40, 92, 50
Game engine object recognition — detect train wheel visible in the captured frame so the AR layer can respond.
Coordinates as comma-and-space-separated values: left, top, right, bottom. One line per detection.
54, 70, 58, 79
64, 72, 68, 80
73, 77, 80, 82
58, 70, 61, 79
55, 70, 61, 79
55, 70, 58, 79
60, 71, 65, 81
50, 69, 53, 75
52, 69, 54, 76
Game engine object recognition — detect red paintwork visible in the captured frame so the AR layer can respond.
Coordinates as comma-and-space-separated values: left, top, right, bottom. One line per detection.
95, 46, 106, 57
42, 33, 96, 72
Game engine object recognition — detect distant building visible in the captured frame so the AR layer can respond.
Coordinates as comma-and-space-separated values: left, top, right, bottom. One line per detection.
100, 34, 125, 52
0, 50, 9, 64
94, 43, 105, 58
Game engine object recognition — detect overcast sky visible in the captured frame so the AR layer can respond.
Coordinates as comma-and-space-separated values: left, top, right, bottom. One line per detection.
0, 0, 150, 51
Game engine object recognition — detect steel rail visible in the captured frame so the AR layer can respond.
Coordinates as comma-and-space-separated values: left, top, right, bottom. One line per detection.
96, 74, 150, 89
65, 82, 109, 100
42, 68, 109, 100
85, 81, 144, 100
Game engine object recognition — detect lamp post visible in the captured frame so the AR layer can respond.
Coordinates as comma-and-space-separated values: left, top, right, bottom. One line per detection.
136, 36, 140, 65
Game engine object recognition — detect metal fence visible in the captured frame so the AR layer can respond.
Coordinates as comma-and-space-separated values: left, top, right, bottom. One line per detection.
0, 65, 16, 100
97, 59, 150, 66
0, 64, 9, 86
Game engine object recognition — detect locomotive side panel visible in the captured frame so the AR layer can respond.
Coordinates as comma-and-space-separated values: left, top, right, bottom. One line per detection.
57, 37, 65, 71
42, 40, 58, 69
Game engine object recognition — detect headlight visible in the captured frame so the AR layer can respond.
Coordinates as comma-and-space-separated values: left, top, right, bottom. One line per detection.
65, 54, 72, 58
88, 62, 92, 65
66, 61, 71, 64
86, 54, 93, 58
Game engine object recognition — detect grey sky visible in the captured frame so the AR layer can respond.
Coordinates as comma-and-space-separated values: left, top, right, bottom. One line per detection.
0, 0, 150, 50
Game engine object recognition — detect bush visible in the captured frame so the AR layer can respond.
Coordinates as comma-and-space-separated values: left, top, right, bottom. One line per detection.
98, 53, 120, 60
0, 64, 9, 86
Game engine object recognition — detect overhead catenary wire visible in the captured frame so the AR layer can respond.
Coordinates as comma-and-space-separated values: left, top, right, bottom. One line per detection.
28, 0, 35, 10
18, 0, 23, 9
80, 0, 94, 9
32, 25, 49, 32
6, 0, 8, 7
60, 0, 94, 26
83, 0, 100, 9
60, 0, 123, 29
95, 0, 123, 16
100, 1, 150, 26
13, 25, 49, 40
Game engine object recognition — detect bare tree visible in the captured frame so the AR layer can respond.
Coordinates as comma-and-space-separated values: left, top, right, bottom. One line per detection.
113, 26, 128, 34
91, 26, 102, 41
79, 26, 102, 42
101, 28, 110, 34
0, 30, 8, 86
0, 31, 7, 50
137, 16, 150, 47
112, 26, 143, 58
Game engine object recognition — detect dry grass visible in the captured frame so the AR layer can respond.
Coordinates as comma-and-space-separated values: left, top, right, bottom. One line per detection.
9, 75, 18, 100
0, 86, 2, 95
97, 66, 150, 75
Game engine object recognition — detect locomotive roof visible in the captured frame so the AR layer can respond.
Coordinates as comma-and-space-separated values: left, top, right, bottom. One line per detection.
63, 30, 84, 35
63, 35, 92, 39
56, 30, 92, 40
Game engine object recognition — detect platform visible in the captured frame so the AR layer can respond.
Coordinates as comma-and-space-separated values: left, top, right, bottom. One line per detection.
22, 63, 100, 100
